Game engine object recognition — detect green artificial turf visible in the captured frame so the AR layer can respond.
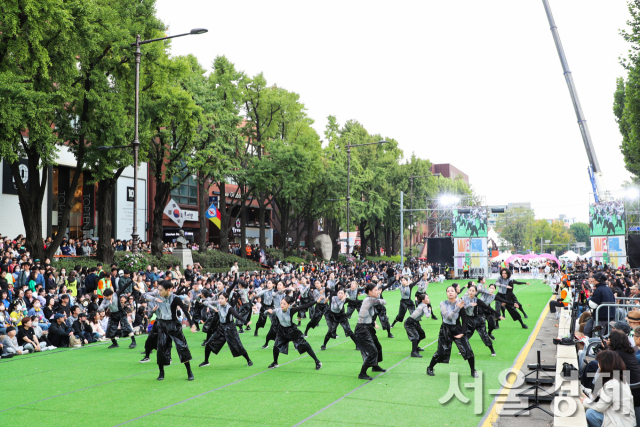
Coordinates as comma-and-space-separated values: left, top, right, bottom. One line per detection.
0, 280, 552, 427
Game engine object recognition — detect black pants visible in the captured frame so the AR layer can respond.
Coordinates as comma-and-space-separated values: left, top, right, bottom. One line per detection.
255, 304, 274, 330
156, 319, 192, 366
463, 271, 469, 279
145, 322, 159, 355
355, 323, 382, 367
465, 316, 492, 348
325, 312, 355, 341
431, 322, 474, 364
105, 311, 133, 339
549, 300, 565, 314
394, 299, 415, 323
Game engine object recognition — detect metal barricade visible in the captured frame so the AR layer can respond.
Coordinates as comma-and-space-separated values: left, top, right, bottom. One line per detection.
593, 303, 640, 336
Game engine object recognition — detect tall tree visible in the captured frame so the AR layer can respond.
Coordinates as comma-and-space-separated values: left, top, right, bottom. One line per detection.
569, 222, 590, 251
145, 56, 201, 257
0, 0, 88, 260
495, 207, 535, 253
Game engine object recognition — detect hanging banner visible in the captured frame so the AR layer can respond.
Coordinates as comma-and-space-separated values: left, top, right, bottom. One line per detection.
205, 203, 221, 229
591, 236, 627, 268
454, 237, 488, 278
164, 198, 185, 228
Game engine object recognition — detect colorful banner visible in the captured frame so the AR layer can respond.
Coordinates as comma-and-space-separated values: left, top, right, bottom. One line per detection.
591, 236, 627, 268
589, 201, 625, 236
205, 203, 221, 229
452, 207, 488, 238
454, 237, 488, 278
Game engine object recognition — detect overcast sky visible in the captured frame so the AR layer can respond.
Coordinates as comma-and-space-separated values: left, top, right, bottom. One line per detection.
155, 0, 633, 224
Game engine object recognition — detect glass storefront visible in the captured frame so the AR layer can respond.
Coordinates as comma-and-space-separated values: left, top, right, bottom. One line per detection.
52, 166, 97, 240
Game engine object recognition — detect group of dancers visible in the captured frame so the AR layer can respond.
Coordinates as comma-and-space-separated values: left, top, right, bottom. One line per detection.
98, 267, 531, 382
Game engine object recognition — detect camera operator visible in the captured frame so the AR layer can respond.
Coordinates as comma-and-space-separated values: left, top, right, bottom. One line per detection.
586, 272, 616, 336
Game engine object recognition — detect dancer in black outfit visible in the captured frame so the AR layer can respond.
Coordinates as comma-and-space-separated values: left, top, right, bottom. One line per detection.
143, 280, 197, 381
463, 284, 503, 356
267, 296, 322, 370
355, 283, 388, 380
296, 278, 312, 325
303, 280, 329, 337
322, 287, 359, 351
262, 282, 291, 349
391, 276, 419, 328
200, 279, 253, 367
234, 280, 252, 333
254, 280, 275, 337
99, 287, 137, 349
415, 272, 438, 320
345, 281, 363, 319
404, 292, 433, 358
493, 269, 529, 329
427, 285, 478, 378
372, 276, 396, 339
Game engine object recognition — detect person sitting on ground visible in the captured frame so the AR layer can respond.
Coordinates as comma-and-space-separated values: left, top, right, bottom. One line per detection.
72, 312, 94, 345
17, 316, 45, 353
48, 313, 73, 348
1, 326, 22, 356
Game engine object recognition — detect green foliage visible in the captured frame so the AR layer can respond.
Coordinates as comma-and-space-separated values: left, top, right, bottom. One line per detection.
191, 250, 259, 269
495, 207, 536, 252
264, 248, 284, 260
284, 256, 306, 264
569, 222, 591, 250
52, 252, 177, 273
365, 255, 403, 263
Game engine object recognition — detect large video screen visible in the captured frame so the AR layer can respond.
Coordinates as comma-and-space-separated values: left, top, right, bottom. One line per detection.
452, 207, 488, 238
589, 201, 625, 236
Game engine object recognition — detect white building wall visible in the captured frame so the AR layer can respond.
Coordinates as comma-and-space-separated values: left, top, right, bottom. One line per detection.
0, 160, 48, 239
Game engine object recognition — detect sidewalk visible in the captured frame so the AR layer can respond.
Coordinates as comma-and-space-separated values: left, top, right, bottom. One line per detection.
485, 300, 559, 427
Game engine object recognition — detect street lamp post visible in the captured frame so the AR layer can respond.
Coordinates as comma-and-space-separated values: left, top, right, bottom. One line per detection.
98, 28, 207, 255
345, 140, 389, 257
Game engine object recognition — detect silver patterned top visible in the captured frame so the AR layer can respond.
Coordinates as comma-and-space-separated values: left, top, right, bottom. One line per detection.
357, 297, 386, 324
440, 299, 462, 325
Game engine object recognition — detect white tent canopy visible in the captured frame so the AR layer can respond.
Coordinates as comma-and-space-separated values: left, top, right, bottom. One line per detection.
578, 251, 591, 260
491, 252, 512, 262
559, 250, 579, 261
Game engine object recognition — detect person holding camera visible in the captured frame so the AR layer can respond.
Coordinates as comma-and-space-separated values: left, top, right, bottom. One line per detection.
588, 272, 616, 336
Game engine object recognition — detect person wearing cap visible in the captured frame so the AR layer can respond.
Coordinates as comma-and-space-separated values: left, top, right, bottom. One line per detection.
72, 312, 94, 345
588, 272, 616, 336
48, 314, 73, 348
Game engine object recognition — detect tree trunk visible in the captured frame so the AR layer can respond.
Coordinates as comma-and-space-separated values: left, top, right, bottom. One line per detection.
96, 170, 123, 264
218, 182, 229, 251
258, 196, 267, 251
384, 226, 391, 257
391, 230, 397, 255
306, 217, 313, 255
359, 219, 368, 255
240, 203, 247, 259
374, 222, 381, 256
197, 173, 208, 253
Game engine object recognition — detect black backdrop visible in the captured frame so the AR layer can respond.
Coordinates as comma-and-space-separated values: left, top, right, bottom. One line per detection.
628, 235, 640, 269
426, 238, 454, 266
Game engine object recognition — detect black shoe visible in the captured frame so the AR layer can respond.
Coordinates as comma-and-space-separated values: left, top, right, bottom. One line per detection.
320, 345, 326, 351
523, 314, 529, 319
157, 373, 165, 381
238, 329, 244, 334
431, 315, 438, 320
521, 324, 529, 329
188, 372, 194, 381
246, 326, 251, 331
108, 343, 119, 349
410, 352, 423, 358
261, 344, 269, 349
247, 360, 253, 366
418, 347, 425, 352
303, 334, 308, 338
387, 333, 394, 339
199, 361, 210, 368
268, 362, 279, 369
140, 357, 150, 363
427, 367, 435, 376
372, 366, 386, 372
129, 342, 137, 349
316, 361, 322, 370
494, 324, 500, 330
489, 335, 496, 340
254, 331, 258, 337
358, 374, 374, 380
471, 370, 479, 378
140, 351, 146, 354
